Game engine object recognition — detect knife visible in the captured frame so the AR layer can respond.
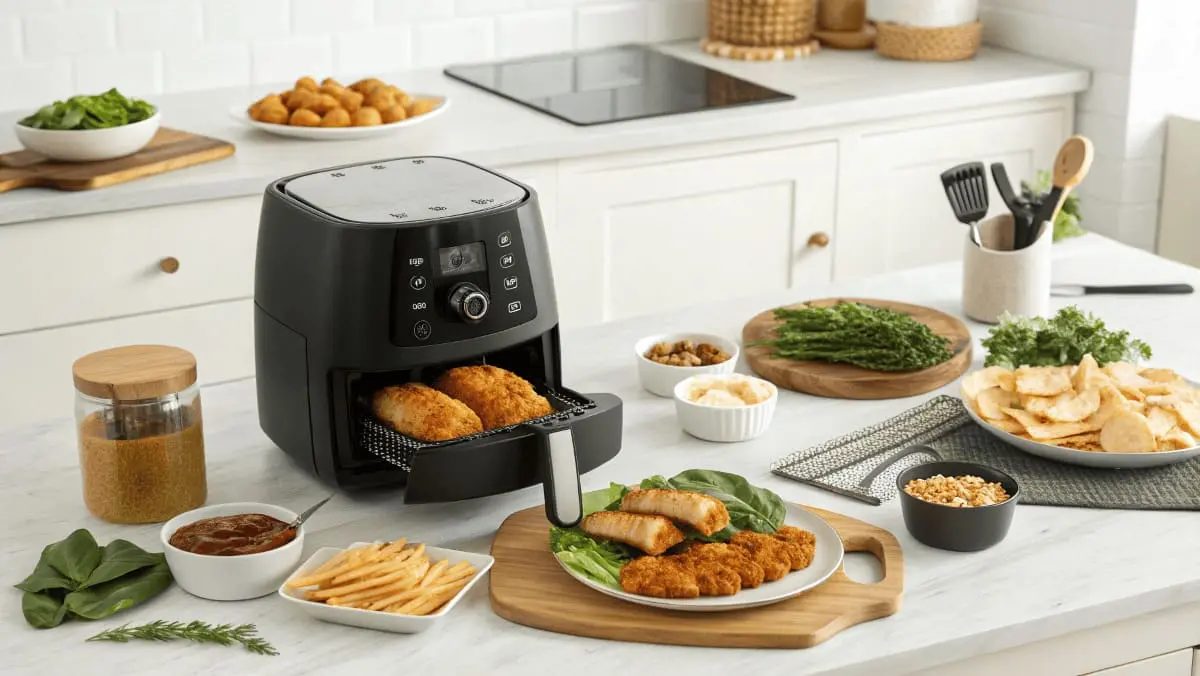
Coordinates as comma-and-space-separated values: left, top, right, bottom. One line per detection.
1051, 283, 1195, 297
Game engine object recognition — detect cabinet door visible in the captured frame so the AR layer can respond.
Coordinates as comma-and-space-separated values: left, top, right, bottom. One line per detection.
838, 108, 1067, 280
556, 142, 837, 327
1083, 648, 1194, 676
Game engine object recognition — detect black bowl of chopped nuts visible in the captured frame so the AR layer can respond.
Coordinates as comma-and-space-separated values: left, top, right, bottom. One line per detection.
896, 460, 1020, 552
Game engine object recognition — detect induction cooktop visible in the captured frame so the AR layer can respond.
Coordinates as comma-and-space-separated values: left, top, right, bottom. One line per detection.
443, 44, 794, 126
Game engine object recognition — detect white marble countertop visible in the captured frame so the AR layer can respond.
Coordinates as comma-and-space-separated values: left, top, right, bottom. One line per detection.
0, 42, 1088, 226
3, 234, 1199, 675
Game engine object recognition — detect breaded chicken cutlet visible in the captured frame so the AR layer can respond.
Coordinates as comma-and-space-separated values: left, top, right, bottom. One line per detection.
620, 556, 699, 598
580, 511, 685, 556
371, 383, 483, 442
433, 365, 554, 429
730, 530, 815, 579
620, 489, 731, 536
678, 542, 765, 589
773, 526, 817, 570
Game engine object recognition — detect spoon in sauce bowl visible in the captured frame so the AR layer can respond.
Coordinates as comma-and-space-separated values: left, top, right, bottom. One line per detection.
289, 494, 334, 530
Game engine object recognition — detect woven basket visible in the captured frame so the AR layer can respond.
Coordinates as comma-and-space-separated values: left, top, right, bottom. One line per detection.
817, 0, 865, 31
875, 20, 981, 61
707, 0, 817, 47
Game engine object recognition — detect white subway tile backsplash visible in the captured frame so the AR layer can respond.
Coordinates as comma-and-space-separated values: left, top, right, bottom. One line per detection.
333, 26, 412, 78
498, 9, 573, 58
0, 0, 64, 10
980, 0, 1136, 29
415, 17, 495, 67
1078, 71, 1130, 117
252, 35, 333, 84
980, 7, 1133, 73
375, 0, 454, 23
117, 1, 202, 51
74, 51, 160, 96
163, 43, 250, 93
203, 0, 290, 42
646, 0, 704, 42
457, 0, 526, 16
292, 0, 374, 35
576, 2, 645, 49
0, 60, 72, 111
22, 9, 114, 59
0, 15, 21, 64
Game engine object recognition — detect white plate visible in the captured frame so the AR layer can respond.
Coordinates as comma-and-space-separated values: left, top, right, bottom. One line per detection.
278, 540, 493, 633
964, 399, 1200, 469
556, 503, 844, 612
229, 95, 450, 140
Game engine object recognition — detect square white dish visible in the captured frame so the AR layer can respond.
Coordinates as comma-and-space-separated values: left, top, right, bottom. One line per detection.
278, 541, 494, 633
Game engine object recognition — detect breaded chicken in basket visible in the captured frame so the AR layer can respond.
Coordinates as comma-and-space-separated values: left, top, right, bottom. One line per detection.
433, 365, 554, 429
371, 383, 483, 442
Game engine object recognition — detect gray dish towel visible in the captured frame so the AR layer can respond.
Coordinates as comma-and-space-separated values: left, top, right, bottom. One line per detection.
771, 395, 1200, 510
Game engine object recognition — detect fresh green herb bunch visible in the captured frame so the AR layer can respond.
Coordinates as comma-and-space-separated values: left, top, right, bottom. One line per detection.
87, 620, 279, 656
981, 306, 1151, 369
1021, 169, 1085, 242
754, 302, 953, 372
19, 88, 156, 130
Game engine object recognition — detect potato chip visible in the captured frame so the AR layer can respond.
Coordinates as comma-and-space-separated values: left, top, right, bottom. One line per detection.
1026, 420, 1100, 441
1046, 432, 1101, 451
1015, 366, 1072, 396
1020, 392, 1070, 417
977, 387, 1019, 420
987, 417, 1027, 435
1161, 427, 1198, 451
1139, 368, 1184, 384
1072, 354, 1105, 392
1099, 410, 1157, 452
1045, 387, 1101, 423
1091, 385, 1131, 428
1001, 407, 1041, 429
1169, 401, 1200, 437
1145, 405, 1178, 439
961, 366, 1013, 401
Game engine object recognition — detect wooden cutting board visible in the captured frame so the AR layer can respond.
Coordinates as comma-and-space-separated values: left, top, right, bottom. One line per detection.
742, 297, 972, 400
0, 127, 234, 193
489, 505, 903, 649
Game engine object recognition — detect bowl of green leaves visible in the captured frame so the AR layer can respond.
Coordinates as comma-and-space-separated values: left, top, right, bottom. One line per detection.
15, 88, 159, 162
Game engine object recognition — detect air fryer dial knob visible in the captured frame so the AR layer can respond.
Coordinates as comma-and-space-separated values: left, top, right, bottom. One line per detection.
449, 283, 490, 323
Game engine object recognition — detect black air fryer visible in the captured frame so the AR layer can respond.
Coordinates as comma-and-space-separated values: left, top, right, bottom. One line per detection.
253, 156, 622, 527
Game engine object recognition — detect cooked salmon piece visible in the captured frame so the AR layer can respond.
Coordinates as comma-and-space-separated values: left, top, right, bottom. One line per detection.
580, 511, 685, 555
619, 489, 731, 536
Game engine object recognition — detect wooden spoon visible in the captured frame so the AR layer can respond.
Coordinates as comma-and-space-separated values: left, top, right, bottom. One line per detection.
1028, 135, 1093, 247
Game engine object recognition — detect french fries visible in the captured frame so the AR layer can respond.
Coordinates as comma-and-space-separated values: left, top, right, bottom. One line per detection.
286, 538, 477, 616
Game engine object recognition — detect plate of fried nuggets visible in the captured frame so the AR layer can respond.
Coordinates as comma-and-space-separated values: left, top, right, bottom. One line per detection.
568, 489, 844, 612
962, 355, 1200, 469
279, 538, 494, 633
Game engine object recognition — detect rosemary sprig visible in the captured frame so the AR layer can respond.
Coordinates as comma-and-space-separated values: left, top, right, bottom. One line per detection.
86, 620, 279, 656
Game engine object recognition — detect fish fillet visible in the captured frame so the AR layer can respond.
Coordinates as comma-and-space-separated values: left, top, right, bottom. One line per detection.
580, 511, 685, 555
619, 489, 731, 536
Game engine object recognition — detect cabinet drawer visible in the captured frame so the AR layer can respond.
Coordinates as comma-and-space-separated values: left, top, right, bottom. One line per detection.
1084, 649, 1195, 676
0, 299, 255, 429
0, 196, 261, 335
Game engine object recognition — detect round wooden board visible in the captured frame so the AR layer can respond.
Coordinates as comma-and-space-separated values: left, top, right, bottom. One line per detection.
742, 298, 972, 400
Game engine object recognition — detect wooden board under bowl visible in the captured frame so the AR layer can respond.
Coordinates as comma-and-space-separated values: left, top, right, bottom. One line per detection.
489, 504, 903, 649
742, 297, 972, 400
0, 127, 234, 193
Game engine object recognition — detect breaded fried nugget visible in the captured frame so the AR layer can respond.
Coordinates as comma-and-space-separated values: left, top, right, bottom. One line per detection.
679, 542, 764, 589
773, 526, 817, 571
620, 556, 699, 599
686, 559, 740, 596
371, 383, 483, 442
433, 365, 554, 429
730, 531, 791, 581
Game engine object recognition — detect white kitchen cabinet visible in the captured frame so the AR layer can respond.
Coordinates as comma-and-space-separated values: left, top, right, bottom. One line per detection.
1083, 648, 1195, 676
555, 141, 837, 327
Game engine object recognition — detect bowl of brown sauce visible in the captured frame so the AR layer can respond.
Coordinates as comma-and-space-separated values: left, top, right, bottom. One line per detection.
160, 502, 305, 600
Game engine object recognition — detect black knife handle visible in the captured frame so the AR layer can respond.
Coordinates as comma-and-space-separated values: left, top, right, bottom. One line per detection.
1084, 284, 1195, 295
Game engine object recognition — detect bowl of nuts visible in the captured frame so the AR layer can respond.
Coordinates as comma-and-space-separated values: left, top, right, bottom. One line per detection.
896, 460, 1020, 552
635, 333, 739, 397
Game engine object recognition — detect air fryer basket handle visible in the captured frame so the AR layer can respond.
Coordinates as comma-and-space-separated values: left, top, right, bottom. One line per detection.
532, 420, 582, 528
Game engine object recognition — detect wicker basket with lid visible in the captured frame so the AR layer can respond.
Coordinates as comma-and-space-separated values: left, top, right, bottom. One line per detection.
73, 344, 207, 524
707, 0, 817, 47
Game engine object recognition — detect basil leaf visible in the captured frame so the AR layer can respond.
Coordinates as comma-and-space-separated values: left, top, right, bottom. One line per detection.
22, 590, 69, 629
638, 475, 672, 490
14, 548, 75, 593
581, 482, 630, 515
80, 540, 165, 589
44, 529, 102, 586
64, 560, 172, 620
665, 469, 786, 533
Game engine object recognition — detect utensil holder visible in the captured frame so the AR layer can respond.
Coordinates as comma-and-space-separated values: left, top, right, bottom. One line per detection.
962, 214, 1051, 324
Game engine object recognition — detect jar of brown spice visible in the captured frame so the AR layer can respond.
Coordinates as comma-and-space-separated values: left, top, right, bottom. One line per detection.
73, 345, 207, 524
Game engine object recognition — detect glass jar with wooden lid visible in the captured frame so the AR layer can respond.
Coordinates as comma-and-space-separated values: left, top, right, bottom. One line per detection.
72, 345, 207, 524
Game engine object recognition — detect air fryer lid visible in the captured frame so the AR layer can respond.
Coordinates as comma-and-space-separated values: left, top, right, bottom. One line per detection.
282, 156, 528, 225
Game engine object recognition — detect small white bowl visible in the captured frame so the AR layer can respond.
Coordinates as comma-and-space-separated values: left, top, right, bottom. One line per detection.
634, 333, 739, 397
279, 541, 494, 634
14, 112, 160, 162
160, 501, 304, 601
673, 373, 778, 443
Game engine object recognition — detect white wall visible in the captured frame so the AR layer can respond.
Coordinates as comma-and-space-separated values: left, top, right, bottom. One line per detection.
0, 0, 706, 112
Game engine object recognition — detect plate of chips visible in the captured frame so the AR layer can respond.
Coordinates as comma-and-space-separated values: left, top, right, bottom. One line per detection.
960, 355, 1200, 468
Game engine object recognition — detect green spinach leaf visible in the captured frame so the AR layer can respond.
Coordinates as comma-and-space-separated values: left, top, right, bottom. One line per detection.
44, 529, 102, 586
581, 482, 630, 516
81, 540, 165, 589
22, 590, 69, 629
65, 560, 172, 620
15, 550, 75, 594
638, 475, 672, 490
665, 469, 786, 534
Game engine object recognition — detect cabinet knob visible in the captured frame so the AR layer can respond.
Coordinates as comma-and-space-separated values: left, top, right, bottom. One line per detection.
159, 257, 180, 274
806, 232, 830, 248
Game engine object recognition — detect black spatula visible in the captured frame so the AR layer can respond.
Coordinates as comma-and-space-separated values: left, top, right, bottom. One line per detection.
940, 162, 989, 248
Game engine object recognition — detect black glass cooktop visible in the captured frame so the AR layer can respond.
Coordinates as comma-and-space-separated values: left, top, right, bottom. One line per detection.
443, 44, 794, 127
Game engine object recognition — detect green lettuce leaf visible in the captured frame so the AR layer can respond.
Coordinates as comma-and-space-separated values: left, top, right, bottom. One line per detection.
549, 528, 631, 589
581, 482, 630, 515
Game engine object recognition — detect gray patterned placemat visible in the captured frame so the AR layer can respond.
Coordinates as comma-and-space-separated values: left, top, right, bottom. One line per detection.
771, 395, 1200, 510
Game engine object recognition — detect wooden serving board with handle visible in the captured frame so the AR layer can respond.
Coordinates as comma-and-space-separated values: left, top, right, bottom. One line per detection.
742, 297, 973, 400
0, 127, 234, 193
489, 504, 903, 649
